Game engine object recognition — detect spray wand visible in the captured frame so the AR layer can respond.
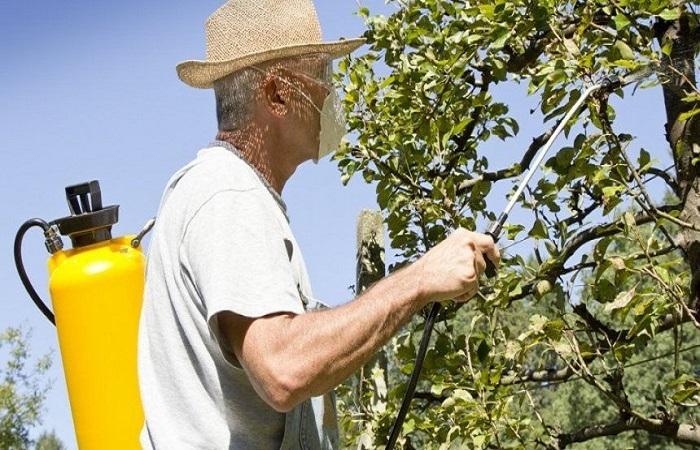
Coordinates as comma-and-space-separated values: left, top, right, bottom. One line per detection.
385, 68, 655, 450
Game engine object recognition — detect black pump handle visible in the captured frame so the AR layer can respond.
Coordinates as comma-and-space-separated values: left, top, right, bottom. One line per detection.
65, 180, 103, 215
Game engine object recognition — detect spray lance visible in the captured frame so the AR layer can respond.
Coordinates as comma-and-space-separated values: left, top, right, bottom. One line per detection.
13, 180, 155, 450
385, 67, 656, 449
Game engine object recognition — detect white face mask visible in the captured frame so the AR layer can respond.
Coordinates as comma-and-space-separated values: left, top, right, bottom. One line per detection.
314, 87, 346, 164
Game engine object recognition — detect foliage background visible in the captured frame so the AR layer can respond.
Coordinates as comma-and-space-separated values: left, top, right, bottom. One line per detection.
0, 327, 65, 449
334, 0, 700, 448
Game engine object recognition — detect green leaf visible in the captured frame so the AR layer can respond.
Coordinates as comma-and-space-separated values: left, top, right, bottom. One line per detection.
658, 8, 681, 21
491, 30, 510, 50
453, 389, 473, 403
614, 41, 635, 60
402, 418, 415, 434
638, 148, 651, 171
595, 278, 617, 302
604, 286, 636, 312
544, 319, 565, 340
678, 109, 700, 122
529, 314, 548, 333
528, 219, 548, 240
602, 185, 623, 198
431, 383, 446, 396
453, 117, 473, 136
661, 40, 673, 56
613, 14, 631, 30
479, 4, 495, 18
594, 237, 613, 261
505, 223, 525, 240
671, 388, 700, 404
535, 280, 552, 297
371, 367, 387, 398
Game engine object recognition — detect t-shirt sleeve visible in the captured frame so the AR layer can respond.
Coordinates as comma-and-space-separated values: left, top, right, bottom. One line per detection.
181, 188, 304, 368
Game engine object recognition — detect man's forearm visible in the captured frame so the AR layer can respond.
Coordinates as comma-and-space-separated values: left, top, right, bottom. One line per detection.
274, 264, 425, 406
228, 228, 498, 412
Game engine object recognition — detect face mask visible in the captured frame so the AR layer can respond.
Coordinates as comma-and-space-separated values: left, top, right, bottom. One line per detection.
314, 87, 346, 164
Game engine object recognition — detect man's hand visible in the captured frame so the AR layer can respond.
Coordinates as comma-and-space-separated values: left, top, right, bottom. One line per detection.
410, 228, 500, 305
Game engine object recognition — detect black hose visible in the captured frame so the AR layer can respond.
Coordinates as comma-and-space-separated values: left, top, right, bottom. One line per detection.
385, 223, 504, 449
385, 301, 441, 450
14, 219, 56, 325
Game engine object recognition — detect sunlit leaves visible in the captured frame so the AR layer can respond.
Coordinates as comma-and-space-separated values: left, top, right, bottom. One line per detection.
335, 0, 698, 448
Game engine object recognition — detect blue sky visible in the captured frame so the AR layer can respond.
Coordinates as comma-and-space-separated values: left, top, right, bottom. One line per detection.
0, 0, 672, 447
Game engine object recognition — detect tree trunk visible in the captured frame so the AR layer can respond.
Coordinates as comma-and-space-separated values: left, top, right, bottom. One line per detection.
656, 14, 700, 305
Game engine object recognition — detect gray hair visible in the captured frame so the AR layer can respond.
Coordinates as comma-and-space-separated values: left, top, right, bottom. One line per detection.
213, 54, 332, 132
214, 66, 266, 132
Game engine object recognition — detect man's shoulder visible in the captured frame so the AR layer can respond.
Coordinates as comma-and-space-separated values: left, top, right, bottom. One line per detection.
187, 146, 260, 192
157, 145, 266, 226
176, 146, 261, 197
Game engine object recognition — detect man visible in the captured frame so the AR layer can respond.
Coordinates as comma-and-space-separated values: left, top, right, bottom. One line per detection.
137, 0, 501, 449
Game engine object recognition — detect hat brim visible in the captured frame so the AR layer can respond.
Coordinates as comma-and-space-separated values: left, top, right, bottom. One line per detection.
176, 38, 366, 89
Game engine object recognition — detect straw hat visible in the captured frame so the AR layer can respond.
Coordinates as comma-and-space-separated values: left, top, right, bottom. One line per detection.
177, 0, 366, 89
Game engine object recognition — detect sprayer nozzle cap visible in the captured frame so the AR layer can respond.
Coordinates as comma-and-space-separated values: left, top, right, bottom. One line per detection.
51, 180, 120, 248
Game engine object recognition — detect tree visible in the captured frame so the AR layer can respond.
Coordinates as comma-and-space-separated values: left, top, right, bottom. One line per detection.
34, 431, 65, 450
0, 327, 53, 450
535, 215, 700, 449
334, 0, 700, 448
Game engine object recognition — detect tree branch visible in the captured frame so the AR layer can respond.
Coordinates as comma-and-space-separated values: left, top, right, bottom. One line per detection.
557, 414, 700, 448
554, 204, 680, 271
561, 244, 678, 275
500, 204, 682, 308
647, 166, 680, 196
571, 303, 623, 342
562, 200, 600, 228
500, 310, 695, 385
456, 127, 556, 195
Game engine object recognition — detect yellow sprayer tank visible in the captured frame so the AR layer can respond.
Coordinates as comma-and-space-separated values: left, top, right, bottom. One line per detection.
14, 181, 152, 449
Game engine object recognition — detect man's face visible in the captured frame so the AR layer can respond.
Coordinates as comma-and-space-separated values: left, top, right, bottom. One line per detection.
258, 57, 333, 163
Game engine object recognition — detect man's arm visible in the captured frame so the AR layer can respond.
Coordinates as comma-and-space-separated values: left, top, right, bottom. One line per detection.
218, 228, 500, 413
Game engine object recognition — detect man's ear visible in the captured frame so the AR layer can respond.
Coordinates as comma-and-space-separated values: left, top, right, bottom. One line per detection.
262, 75, 288, 117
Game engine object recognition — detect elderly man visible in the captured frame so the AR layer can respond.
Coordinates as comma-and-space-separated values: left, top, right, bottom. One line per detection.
137, 0, 500, 449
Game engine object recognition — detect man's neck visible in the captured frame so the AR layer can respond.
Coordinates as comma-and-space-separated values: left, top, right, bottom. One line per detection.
216, 128, 294, 195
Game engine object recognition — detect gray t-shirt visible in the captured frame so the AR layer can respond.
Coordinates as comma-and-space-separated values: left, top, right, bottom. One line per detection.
138, 142, 338, 449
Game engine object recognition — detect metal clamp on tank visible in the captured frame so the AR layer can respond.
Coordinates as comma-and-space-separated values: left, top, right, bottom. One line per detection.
131, 217, 156, 249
